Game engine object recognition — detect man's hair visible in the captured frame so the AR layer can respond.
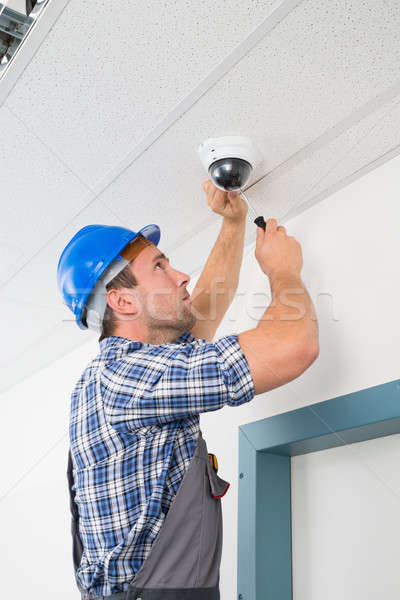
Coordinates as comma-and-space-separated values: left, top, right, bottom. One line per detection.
98, 263, 138, 342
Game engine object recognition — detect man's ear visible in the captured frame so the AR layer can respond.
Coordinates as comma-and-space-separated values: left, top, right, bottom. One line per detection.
106, 288, 139, 316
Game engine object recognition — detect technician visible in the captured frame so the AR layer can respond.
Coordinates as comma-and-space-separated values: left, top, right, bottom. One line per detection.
57, 180, 319, 600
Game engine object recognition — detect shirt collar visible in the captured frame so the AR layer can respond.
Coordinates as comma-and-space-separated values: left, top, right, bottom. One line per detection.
99, 330, 196, 352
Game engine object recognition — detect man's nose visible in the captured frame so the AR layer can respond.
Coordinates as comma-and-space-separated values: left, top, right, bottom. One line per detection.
175, 269, 190, 287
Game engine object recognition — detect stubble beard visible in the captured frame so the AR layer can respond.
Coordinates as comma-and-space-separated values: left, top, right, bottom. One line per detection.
146, 299, 197, 340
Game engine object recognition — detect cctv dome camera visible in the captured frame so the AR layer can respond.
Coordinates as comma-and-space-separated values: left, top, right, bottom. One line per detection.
197, 135, 266, 231
208, 158, 252, 191
198, 136, 259, 191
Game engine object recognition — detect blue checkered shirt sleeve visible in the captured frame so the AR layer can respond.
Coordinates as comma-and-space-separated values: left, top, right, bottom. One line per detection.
100, 334, 255, 432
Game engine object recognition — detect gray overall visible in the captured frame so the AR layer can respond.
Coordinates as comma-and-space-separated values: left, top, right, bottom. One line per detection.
67, 429, 230, 600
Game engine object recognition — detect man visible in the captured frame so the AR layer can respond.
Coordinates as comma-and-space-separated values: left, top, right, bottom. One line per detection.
58, 181, 319, 600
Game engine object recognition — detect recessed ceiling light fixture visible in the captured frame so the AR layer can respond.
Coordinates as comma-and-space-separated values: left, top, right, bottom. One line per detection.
0, 0, 48, 77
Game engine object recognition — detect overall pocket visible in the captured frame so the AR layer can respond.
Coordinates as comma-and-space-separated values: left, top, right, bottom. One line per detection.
205, 453, 230, 499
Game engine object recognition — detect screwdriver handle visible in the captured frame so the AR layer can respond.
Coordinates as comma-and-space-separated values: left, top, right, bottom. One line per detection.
254, 216, 266, 231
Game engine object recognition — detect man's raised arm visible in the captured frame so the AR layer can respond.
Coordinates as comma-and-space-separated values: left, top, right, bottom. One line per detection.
189, 181, 248, 340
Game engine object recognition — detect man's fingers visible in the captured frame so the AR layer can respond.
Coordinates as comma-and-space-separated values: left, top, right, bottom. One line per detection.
265, 218, 278, 234
264, 219, 286, 235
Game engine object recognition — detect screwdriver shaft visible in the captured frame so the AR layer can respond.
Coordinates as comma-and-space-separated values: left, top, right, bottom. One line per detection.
239, 189, 258, 220
239, 189, 266, 231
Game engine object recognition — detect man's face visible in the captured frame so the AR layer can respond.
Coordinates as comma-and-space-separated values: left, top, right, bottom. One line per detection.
126, 242, 196, 333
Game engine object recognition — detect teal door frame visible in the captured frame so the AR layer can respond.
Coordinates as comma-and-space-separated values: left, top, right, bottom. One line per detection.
237, 378, 400, 600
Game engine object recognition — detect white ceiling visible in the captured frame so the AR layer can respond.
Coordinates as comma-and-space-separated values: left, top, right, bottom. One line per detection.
1, 0, 400, 393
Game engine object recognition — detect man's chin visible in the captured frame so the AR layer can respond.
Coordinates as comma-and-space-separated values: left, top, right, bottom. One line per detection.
183, 313, 197, 332
147, 308, 196, 335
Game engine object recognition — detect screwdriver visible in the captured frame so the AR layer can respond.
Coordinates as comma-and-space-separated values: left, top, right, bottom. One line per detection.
238, 189, 266, 231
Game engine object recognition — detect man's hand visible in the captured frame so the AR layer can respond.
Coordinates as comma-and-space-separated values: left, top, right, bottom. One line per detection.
201, 179, 248, 223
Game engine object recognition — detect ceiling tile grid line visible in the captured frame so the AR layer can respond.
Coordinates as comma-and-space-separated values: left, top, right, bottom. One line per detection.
3, 0, 359, 208
73, 0, 400, 260
39, 0, 309, 203
105, 0, 371, 205
132, 89, 400, 264
3, 51, 399, 294
5, 103, 96, 195
0, 102, 97, 283
0, 103, 99, 290
0, 0, 305, 291
242, 94, 400, 232
4, 0, 305, 188
166, 128, 400, 286
0, 201, 126, 393
2, 101, 152, 291
268, 95, 400, 224
0, 200, 126, 313
84, 78, 400, 289
246, 78, 400, 192
281, 143, 400, 226
2, 0, 396, 286
159, 85, 400, 260
72, 0, 306, 197
3, 0, 400, 220
243, 95, 400, 234
4, 72, 399, 295
3, 82, 396, 303
8, 0, 397, 193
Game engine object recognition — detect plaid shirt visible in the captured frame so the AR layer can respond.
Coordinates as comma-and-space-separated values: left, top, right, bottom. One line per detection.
69, 330, 255, 596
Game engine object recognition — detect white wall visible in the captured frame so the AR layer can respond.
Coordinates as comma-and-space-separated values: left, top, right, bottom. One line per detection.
291, 433, 400, 600
1, 152, 399, 599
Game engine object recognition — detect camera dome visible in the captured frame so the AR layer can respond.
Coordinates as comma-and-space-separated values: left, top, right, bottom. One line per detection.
209, 157, 252, 191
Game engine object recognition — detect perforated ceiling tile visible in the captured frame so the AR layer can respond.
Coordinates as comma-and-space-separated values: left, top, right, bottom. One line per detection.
245, 94, 400, 224
97, 0, 400, 254
0, 105, 92, 286
165, 0, 400, 178
289, 100, 400, 218
5, 0, 278, 187
4, 198, 124, 315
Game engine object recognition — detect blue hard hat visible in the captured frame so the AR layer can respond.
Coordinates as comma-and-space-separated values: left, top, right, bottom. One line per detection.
57, 223, 160, 330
